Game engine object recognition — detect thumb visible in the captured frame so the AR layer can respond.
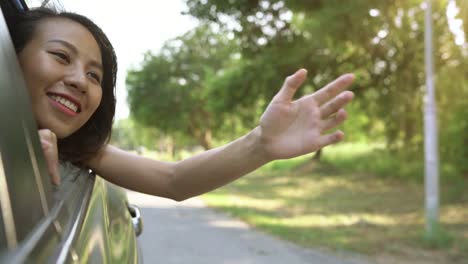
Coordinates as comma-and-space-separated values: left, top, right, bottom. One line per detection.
41, 139, 51, 150
38, 130, 60, 185
43, 142, 60, 185
274, 69, 308, 102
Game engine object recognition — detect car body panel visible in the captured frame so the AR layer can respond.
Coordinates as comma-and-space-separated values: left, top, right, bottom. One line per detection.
61, 176, 139, 263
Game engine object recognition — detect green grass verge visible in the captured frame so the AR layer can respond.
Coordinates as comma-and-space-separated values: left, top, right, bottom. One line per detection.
201, 143, 468, 263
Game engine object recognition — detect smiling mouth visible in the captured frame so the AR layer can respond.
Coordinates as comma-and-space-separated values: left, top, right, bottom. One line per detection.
47, 93, 81, 114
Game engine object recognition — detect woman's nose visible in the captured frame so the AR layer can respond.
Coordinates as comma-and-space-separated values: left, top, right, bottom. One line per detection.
64, 68, 87, 94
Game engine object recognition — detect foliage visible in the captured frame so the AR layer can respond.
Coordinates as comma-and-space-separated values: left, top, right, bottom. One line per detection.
127, 24, 239, 149
110, 118, 159, 150
111, 118, 193, 154
182, 0, 467, 176
127, 0, 467, 176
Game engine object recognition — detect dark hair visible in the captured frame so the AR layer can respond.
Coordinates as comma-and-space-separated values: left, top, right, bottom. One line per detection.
8, 7, 117, 164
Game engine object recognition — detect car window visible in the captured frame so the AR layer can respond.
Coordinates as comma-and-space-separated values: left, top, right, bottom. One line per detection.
0, 1, 55, 248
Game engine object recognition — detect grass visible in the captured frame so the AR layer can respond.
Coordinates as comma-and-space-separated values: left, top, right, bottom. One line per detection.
201, 143, 468, 264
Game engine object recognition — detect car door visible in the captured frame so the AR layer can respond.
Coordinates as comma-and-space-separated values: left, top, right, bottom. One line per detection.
0, 1, 141, 262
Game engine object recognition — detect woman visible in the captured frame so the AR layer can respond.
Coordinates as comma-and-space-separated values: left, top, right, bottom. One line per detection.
12, 8, 355, 201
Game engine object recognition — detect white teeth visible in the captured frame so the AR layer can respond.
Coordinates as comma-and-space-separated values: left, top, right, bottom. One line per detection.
50, 95, 79, 113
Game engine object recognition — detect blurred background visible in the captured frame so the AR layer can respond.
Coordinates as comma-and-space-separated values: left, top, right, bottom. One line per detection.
120, 1, 468, 263
37, 0, 468, 263
119, 0, 467, 181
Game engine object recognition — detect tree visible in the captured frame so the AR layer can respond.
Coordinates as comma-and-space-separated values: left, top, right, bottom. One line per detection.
127, 24, 239, 149
128, 0, 467, 175
111, 118, 161, 150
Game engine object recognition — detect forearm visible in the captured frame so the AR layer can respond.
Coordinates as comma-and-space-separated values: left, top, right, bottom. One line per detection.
88, 127, 271, 201
88, 145, 178, 199
171, 126, 271, 200
82, 71, 354, 201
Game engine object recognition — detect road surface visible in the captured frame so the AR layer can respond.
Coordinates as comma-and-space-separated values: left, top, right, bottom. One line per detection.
126, 191, 371, 264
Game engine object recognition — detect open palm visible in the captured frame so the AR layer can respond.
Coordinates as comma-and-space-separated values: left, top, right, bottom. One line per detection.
259, 69, 355, 160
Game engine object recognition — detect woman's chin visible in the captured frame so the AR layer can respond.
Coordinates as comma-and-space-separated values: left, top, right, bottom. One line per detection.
37, 124, 73, 139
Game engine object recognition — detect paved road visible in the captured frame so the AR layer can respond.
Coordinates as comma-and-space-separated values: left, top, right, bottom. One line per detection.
126, 191, 371, 264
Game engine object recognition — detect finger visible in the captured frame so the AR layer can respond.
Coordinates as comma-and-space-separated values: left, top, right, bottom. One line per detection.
317, 130, 345, 148
41, 139, 52, 150
273, 69, 308, 102
320, 91, 354, 119
320, 109, 348, 132
38, 129, 60, 185
44, 144, 60, 185
39, 129, 56, 142
312, 74, 354, 105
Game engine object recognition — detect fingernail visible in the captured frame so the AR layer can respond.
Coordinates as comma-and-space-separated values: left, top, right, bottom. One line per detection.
41, 140, 51, 150
344, 91, 354, 99
297, 68, 307, 75
344, 73, 355, 81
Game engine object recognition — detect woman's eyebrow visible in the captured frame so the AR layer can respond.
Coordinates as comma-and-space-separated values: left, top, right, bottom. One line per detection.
47, 39, 103, 71
47, 39, 78, 53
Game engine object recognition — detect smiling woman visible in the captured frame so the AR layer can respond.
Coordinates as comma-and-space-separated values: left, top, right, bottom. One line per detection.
18, 18, 103, 137
0, 1, 358, 262
9, 7, 117, 163
9, 5, 356, 200
7, 0, 357, 232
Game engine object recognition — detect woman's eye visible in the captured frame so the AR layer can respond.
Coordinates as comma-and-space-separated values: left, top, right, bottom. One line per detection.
49, 51, 70, 63
88, 72, 101, 84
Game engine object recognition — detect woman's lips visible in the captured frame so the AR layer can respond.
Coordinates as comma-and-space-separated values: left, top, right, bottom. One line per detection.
48, 96, 79, 117
47, 92, 82, 111
46, 92, 82, 117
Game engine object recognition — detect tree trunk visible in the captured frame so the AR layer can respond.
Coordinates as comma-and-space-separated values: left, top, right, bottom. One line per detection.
199, 130, 212, 150
313, 149, 322, 161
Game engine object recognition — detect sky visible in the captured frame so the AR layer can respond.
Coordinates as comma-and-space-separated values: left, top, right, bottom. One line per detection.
29, 0, 199, 119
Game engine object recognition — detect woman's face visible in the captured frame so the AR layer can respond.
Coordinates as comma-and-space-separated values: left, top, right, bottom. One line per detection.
18, 18, 103, 138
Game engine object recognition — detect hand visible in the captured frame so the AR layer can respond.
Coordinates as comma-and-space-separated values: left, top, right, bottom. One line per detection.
38, 129, 60, 185
259, 69, 354, 160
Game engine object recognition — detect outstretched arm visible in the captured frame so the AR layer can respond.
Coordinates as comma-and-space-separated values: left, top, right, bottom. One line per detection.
88, 69, 355, 201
